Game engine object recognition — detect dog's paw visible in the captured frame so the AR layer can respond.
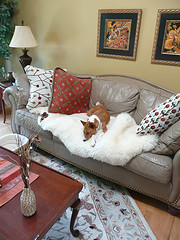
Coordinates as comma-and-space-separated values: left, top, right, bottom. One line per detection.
91, 140, 96, 147
40, 112, 49, 122
91, 135, 96, 147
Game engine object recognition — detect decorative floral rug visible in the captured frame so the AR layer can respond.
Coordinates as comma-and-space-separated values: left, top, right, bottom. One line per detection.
32, 149, 157, 240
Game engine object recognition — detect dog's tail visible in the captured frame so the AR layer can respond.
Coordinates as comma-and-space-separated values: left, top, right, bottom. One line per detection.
96, 102, 103, 106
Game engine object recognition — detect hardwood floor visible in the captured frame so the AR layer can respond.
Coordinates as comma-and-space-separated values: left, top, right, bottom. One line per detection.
130, 191, 180, 240
0, 109, 12, 135
0, 109, 180, 240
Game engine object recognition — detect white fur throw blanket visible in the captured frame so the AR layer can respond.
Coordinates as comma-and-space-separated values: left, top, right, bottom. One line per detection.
33, 107, 158, 166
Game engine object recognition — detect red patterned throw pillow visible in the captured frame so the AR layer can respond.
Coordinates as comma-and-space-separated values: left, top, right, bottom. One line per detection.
136, 93, 180, 135
49, 67, 92, 114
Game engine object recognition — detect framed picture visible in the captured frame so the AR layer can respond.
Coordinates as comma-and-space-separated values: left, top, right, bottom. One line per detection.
97, 9, 142, 61
151, 9, 180, 66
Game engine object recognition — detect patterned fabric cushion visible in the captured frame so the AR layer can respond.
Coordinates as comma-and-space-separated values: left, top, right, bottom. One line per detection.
25, 65, 53, 110
136, 93, 180, 135
49, 67, 92, 114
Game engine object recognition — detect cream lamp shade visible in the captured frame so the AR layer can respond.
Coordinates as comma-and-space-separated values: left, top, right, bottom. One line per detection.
9, 25, 38, 71
9, 26, 38, 48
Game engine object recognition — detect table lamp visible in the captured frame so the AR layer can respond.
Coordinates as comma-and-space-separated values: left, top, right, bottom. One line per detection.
9, 22, 38, 71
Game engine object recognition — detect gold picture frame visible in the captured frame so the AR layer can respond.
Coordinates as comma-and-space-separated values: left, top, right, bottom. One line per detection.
151, 9, 180, 66
97, 9, 142, 61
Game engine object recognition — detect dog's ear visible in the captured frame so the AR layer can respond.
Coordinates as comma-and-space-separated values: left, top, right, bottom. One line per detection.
89, 122, 96, 129
80, 120, 86, 126
94, 119, 99, 128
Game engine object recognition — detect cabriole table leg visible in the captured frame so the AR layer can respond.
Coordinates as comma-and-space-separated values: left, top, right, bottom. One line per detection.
70, 198, 81, 237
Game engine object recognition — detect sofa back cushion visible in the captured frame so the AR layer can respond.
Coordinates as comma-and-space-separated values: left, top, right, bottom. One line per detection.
89, 76, 139, 116
89, 74, 174, 118
134, 88, 175, 124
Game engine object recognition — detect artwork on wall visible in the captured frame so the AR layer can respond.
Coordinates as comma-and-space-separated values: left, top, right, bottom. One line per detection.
151, 9, 180, 66
97, 9, 142, 61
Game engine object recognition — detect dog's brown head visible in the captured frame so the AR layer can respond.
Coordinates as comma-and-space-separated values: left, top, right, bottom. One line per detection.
81, 119, 99, 141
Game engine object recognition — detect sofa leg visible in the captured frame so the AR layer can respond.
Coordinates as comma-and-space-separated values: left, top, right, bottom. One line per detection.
167, 205, 180, 216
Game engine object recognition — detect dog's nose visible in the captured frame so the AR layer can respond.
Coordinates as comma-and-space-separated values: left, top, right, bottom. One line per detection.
83, 139, 86, 142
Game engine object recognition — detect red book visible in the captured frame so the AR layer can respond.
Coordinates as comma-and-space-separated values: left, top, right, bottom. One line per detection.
0, 160, 21, 187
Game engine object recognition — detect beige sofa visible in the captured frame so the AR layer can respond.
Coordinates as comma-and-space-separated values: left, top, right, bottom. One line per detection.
3, 71, 180, 214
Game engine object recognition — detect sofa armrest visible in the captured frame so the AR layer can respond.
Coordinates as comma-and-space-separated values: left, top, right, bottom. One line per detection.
3, 86, 19, 133
169, 149, 180, 208
152, 120, 180, 155
3, 85, 19, 107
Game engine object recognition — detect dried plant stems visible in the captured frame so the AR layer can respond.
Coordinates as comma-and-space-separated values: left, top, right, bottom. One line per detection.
16, 136, 31, 188
15, 131, 41, 188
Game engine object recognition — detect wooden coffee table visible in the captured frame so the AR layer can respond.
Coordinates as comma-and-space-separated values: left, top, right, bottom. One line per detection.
0, 147, 83, 240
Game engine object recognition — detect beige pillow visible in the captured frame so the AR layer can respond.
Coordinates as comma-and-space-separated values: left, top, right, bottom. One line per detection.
24, 65, 53, 110
152, 120, 180, 155
13, 72, 30, 109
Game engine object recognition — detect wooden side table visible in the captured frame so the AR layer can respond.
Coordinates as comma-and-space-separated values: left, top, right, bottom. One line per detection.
0, 80, 13, 123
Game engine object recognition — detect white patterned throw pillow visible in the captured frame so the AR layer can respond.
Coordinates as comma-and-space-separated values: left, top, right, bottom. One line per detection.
136, 93, 180, 135
25, 65, 53, 110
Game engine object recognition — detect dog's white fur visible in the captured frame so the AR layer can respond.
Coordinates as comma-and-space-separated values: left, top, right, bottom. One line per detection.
85, 114, 103, 146
87, 103, 103, 146
36, 107, 158, 166
88, 102, 102, 129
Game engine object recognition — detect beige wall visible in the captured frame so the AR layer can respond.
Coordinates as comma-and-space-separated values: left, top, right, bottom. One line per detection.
11, 0, 180, 92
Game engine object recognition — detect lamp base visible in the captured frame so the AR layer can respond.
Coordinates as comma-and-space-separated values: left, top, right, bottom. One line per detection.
19, 49, 32, 72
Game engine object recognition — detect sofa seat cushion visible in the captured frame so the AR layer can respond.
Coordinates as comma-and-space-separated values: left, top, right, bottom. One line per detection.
54, 133, 171, 184
89, 79, 139, 116
124, 152, 172, 184
15, 109, 52, 138
53, 135, 64, 144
